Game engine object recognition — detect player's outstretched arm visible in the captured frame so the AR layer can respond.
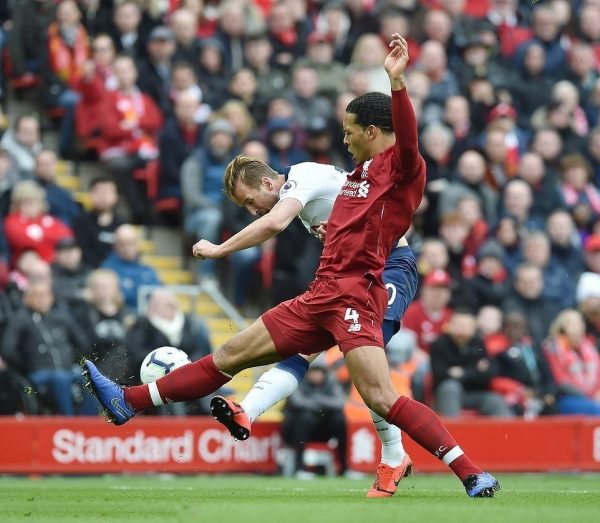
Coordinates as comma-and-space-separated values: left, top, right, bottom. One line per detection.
384, 32, 408, 92
193, 198, 303, 259
385, 33, 423, 178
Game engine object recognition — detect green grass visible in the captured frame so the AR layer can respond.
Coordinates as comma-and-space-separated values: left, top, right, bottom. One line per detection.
0, 474, 598, 523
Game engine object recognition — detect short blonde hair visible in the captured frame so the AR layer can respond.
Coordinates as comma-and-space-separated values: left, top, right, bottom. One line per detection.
223, 155, 277, 204
87, 268, 124, 308
10, 180, 47, 212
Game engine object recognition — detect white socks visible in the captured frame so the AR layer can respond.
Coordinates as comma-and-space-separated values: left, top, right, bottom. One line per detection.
240, 366, 300, 422
370, 409, 406, 467
239, 366, 407, 468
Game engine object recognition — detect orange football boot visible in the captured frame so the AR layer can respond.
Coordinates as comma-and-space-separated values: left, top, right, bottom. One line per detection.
210, 395, 252, 440
367, 454, 413, 498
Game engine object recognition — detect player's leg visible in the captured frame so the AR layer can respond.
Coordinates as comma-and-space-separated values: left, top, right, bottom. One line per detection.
211, 353, 315, 440
83, 318, 283, 425
344, 345, 500, 498
366, 246, 418, 495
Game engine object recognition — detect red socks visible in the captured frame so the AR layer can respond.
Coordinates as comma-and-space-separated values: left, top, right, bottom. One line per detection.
386, 396, 482, 481
124, 355, 231, 412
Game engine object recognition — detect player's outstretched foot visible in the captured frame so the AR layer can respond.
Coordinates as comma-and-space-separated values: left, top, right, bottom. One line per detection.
463, 472, 501, 498
82, 360, 135, 426
210, 395, 251, 440
367, 454, 413, 498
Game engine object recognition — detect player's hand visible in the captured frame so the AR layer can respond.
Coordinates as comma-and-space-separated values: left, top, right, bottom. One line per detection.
192, 239, 222, 259
316, 220, 328, 242
384, 33, 409, 89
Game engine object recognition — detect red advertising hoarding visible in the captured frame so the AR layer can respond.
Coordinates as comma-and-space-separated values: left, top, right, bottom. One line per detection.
1, 416, 599, 474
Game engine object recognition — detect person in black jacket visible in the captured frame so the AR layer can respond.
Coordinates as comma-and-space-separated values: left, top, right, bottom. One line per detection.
72, 176, 124, 267
491, 312, 558, 417
157, 90, 204, 199
431, 309, 514, 417
281, 358, 347, 476
0, 282, 96, 415
124, 287, 211, 380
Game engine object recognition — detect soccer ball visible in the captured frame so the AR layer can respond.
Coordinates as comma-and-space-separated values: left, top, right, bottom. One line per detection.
140, 346, 191, 384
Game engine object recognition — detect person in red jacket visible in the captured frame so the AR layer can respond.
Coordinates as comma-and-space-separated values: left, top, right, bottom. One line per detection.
97, 55, 163, 223
403, 269, 454, 353
4, 181, 73, 267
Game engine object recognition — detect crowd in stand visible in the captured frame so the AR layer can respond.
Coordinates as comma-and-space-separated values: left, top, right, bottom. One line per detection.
0, 0, 599, 422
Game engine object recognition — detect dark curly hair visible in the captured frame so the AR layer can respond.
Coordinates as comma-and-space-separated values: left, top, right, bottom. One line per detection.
346, 92, 393, 134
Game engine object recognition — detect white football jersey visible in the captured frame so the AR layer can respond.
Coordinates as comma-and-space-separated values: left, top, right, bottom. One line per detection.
278, 162, 347, 235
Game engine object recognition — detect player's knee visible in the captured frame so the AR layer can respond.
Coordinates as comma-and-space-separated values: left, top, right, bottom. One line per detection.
360, 387, 398, 418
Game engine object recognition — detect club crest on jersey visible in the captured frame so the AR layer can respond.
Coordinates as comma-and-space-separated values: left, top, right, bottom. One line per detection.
281, 180, 297, 193
360, 160, 372, 179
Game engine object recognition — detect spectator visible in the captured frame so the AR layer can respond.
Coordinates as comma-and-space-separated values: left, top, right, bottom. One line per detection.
243, 33, 289, 103
512, 42, 554, 126
72, 268, 131, 382
558, 154, 600, 231
0, 115, 43, 178
285, 65, 332, 130
403, 269, 453, 354
281, 358, 347, 477
347, 33, 390, 95
567, 43, 598, 108
477, 305, 504, 339
515, 4, 568, 79
503, 263, 560, 346
101, 224, 161, 310
499, 178, 544, 233
226, 68, 266, 126
41, 0, 90, 158
522, 231, 576, 310
158, 90, 203, 200
97, 55, 163, 224
489, 311, 557, 417
587, 127, 600, 186
195, 38, 229, 109
7, 0, 56, 80
542, 309, 600, 415
72, 176, 124, 268
467, 240, 510, 308
267, 0, 310, 70
264, 117, 308, 174
181, 118, 239, 279
546, 209, 585, 281
530, 127, 563, 173
442, 95, 479, 161
137, 26, 177, 115
576, 265, 600, 341
4, 181, 73, 267
0, 149, 19, 217
303, 116, 348, 167
295, 31, 346, 101
438, 150, 498, 224
33, 149, 81, 226
515, 151, 563, 222
431, 309, 514, 417
51, 237, 91, 303
216, 100, 256, 145
110, 1, 147, 60
457, 196, 489, 256
416, 40, 460, 106
170, 8, 200, 64
74, 34, 118, 148
125, 287, 211, 382
214, 0, 265, 72
0, 282, 95, 416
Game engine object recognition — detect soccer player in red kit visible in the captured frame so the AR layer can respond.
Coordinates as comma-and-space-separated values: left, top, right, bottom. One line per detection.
84, 34, 500, 498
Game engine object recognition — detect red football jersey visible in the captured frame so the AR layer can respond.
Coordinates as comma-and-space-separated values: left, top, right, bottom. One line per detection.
316, 89, 426, 283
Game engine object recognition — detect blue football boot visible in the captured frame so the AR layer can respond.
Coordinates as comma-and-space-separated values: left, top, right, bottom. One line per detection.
463, 472, 501, 498
82, 360, 135, 425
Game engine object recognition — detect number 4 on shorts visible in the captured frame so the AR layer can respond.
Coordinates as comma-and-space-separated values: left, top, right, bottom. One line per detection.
344, 308, 360, 323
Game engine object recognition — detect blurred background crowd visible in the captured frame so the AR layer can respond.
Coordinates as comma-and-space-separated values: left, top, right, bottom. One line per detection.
0, 0, 600, 456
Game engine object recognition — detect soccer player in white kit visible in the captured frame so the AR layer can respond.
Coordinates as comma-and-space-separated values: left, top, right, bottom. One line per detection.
193, 158, 418, 496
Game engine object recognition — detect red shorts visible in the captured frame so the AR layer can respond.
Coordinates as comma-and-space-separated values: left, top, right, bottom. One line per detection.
262, 276, 387, 357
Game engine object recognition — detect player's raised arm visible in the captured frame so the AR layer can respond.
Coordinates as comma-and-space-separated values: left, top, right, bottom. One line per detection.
193, 197, 302, 259
385, 33, 423, 177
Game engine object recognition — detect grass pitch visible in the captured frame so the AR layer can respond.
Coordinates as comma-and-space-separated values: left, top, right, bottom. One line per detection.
0, 473, 598, 523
